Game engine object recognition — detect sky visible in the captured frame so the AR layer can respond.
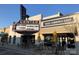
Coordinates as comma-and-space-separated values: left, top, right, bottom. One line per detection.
0, 4, 79, 28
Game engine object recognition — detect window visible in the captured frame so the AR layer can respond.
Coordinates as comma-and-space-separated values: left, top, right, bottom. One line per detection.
13, 35, 16, 44
9, 36, 11, 43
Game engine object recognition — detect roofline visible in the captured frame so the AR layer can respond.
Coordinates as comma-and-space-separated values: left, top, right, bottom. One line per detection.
42, 12, 79, 21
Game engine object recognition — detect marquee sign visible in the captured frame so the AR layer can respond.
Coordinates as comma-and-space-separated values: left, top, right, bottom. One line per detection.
16, 24, 39, 31
26, 24, 39, 31
16, 26, 26, 30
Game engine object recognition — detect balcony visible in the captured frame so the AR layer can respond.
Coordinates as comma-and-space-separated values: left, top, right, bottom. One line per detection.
12, 20, 40, 34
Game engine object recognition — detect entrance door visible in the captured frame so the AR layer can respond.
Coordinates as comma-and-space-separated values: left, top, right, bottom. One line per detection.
21, 35, 35, 48
67, 33, 75, 48
58, 33, 75, 49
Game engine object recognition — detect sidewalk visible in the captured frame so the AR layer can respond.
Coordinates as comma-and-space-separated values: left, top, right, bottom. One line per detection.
0, 44, 56, 55
0, 43, 78, 55
0, 44, 37, 55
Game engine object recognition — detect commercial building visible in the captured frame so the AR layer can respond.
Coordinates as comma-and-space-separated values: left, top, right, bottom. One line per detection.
0, 5, 79, 48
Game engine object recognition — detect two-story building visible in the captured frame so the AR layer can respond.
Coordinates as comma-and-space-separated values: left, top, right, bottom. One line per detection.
0, 6, 79, 48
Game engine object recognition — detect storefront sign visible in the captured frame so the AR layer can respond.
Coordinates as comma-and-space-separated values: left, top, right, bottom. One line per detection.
43, 17, 73, 27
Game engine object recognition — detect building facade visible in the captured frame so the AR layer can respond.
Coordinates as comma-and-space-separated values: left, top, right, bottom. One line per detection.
0, 12, 79, 48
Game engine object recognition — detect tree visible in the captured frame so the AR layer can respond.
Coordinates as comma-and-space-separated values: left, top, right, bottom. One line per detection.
51, 31, 57, 45
1, 33, 8, 46
38, 33, 41, 42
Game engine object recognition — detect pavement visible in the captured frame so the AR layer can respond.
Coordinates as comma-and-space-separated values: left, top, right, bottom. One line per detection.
0, 44, 37, 55
0, 44, 58, 55
0, 43, 78, 55
0, 46, 36, 55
